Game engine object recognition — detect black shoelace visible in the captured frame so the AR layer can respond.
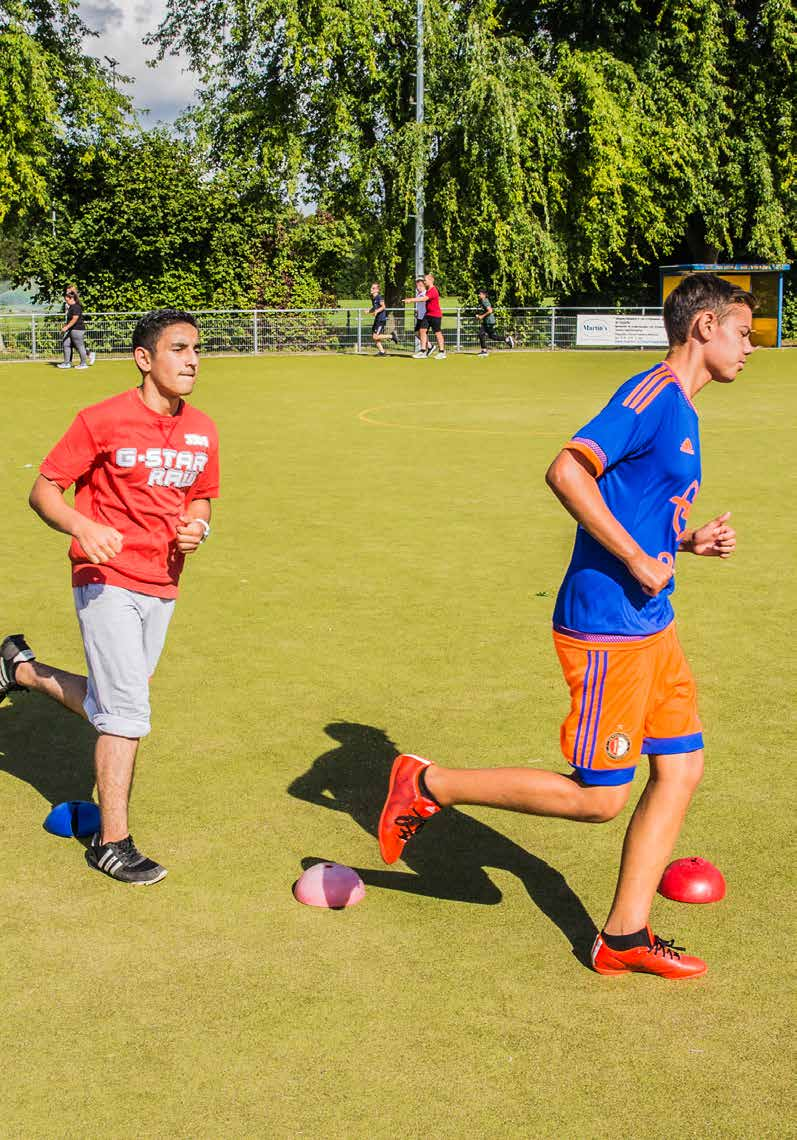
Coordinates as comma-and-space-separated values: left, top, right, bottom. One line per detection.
395, 809, 429, 842
650, 935, 685, 960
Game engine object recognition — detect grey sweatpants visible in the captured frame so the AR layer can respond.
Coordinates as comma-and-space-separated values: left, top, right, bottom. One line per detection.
74, 584, 175, 738
62, 329, 88, 366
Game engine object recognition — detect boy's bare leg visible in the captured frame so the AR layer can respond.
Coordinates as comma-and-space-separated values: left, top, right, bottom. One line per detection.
602, 750, 704, 934
424, 764, 632, 823
14, 659, 88, 719
16, 658, 139, 842
95, 734, 139, 843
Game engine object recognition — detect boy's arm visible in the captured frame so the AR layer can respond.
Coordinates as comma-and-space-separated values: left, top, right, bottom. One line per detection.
176, 499, 212, 554
545, 448, 673, 597
29, 474, 123, 564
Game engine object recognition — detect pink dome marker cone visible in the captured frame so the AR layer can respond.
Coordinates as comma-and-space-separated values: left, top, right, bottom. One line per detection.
293, 862, 366, 909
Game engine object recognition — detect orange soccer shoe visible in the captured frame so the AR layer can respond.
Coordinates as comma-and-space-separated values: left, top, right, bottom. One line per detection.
378, 753, 441, 864
591, 927, 707, 979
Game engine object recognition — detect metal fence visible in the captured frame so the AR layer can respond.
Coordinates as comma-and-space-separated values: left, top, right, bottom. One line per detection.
0, 306, 666, 362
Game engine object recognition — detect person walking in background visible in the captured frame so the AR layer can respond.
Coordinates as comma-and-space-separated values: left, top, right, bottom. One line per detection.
57, 286, 96, 370
368, 282, 399, 356
475, 287, 515, 356
404, 277, 428, 358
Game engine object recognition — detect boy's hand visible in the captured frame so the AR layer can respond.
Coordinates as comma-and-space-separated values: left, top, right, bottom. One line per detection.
175, 514, 208, 554
72, 519, 124, 564
626, 550, 674, 596
689, 512, 736, 558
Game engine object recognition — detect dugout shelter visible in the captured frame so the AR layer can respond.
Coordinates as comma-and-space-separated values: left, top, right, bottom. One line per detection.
660, 263, 790, 347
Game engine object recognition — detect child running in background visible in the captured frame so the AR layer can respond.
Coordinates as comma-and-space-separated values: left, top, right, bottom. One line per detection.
369, 283, 399, 356
475, 287, 514, 355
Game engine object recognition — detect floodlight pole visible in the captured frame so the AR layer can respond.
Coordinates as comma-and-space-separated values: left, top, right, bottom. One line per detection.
414, 0, 424, 279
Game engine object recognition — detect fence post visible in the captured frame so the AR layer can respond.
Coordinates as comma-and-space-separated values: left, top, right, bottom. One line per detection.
456, 308, 461, 352
253, 310, 259, 355
550, 307, 556, 350
31, 315, 37, 360
356, 309, 362, 353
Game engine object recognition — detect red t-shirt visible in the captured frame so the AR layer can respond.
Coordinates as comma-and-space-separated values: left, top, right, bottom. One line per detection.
425, 286, 442, 318
40, 388, 220, 599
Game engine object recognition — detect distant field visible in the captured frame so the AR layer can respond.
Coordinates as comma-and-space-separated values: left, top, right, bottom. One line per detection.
1, 349, 793, 1137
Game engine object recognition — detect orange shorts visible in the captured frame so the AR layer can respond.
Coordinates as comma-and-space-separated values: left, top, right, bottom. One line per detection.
553, 623, 703, 786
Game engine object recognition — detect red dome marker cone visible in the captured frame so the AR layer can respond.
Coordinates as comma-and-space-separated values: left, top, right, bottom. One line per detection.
658, 857, 726, 903
293, 862, 365, 909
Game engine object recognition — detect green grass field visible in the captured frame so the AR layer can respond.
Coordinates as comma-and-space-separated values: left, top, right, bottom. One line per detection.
1, 349, 793, 1138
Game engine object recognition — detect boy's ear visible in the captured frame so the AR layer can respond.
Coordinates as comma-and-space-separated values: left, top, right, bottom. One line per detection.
133, 345, 151, 372
691, 309, 717, 342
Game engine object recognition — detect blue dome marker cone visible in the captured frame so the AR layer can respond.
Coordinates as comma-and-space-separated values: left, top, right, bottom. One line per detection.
43, 801, 101, 838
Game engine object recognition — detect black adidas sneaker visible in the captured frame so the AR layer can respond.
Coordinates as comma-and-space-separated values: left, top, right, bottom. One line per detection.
0, 634, 35, 704
85, 834, 167, 885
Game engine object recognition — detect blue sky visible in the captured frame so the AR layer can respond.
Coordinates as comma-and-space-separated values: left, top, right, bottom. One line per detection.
77, 1, 198, 124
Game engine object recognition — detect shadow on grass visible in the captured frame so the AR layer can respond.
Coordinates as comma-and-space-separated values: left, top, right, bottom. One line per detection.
0, 692, 96, 809
288, 720, 597, 966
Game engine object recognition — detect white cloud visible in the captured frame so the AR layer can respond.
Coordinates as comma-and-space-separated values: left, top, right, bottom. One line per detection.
78, 0, 198, 124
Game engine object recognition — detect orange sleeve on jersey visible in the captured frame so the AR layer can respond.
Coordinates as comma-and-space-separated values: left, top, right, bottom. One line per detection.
565, 440, 605, 477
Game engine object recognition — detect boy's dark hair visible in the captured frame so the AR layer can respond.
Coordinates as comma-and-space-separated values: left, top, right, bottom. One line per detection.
132, 309, 198, 354
663, 273, 756, 346
477, 287, 488, 295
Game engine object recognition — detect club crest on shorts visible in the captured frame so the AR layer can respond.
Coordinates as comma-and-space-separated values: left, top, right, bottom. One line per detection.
605, 731, 631, 760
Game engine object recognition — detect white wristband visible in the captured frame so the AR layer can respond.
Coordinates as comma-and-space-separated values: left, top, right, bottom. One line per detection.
191, 518, 211, 542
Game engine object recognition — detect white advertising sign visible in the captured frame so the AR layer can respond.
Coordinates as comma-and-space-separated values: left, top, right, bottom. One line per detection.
577, 314, 668, 347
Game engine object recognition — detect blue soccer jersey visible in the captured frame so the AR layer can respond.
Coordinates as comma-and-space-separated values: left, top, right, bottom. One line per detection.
553, 362, 701, 638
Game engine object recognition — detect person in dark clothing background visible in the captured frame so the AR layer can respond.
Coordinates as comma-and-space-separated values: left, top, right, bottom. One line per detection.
57, 286, 95, 370
475, 288, 514, 356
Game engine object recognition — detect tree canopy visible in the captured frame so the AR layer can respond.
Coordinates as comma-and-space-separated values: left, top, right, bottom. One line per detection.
149, 0, 795, 304
2, 0, 794, 309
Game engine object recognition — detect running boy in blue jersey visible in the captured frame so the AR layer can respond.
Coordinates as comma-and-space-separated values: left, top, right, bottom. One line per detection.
378, 274, 755, 978
369, 282, 399, 356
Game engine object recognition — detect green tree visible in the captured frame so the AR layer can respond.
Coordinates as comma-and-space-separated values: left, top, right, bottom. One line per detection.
503, 0, 796, 270
20, 130, 355, 309
0, 0, 131, 229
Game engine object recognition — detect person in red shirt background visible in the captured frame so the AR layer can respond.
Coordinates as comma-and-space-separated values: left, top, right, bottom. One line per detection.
0, 310, 219, 885
414, 272, 447, 360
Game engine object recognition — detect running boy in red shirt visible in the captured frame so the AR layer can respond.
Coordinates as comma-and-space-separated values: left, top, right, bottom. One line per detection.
0, 310, 219, 885
378, 274, 755, 977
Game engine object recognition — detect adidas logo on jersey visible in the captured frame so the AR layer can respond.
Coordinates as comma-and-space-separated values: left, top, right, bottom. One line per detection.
680, 437, 695, 454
